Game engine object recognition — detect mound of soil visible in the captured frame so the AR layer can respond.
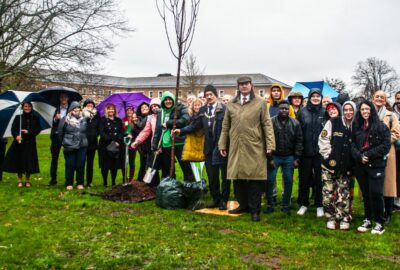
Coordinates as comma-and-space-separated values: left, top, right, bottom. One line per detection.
94, 181, 156, 203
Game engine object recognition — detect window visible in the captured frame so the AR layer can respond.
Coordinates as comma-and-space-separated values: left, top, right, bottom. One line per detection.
108, 90, 112, 96
149, 91, 154, 98
158, 91, 163, 98
259, 89, 265, 97
236, 90, 240, 96
178, 90, 182, 98
219, 89, 224, 98
188, 90, 192, 95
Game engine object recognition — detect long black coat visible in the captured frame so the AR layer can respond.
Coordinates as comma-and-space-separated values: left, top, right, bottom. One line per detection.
98, 116, 123, 170
3, 112, 41, 174
86, 114, 100, 151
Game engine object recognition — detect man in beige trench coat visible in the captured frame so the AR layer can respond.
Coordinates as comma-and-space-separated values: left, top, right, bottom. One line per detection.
219, 76, 275, 221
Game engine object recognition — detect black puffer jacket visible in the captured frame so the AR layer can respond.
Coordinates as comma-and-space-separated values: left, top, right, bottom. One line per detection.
351, 121, 391, 168
271, 116, 303, 158
297, 89, 326, 157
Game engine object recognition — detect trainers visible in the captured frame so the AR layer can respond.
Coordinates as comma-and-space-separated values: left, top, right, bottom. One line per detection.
371, 223, 385, 235
357, 219, 372, 232
339, 221, 350, 230
77, 185, 84, 190
317, 207, 324, 217
327, 220, 336, 230
297, 206, 308, 216
66, 185, 73, 190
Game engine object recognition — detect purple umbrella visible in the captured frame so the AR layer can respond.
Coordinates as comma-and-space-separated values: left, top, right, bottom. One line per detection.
97, 92, 151, 118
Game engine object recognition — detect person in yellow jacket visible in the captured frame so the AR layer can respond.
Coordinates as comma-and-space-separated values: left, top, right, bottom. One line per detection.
267, 84, 296, 118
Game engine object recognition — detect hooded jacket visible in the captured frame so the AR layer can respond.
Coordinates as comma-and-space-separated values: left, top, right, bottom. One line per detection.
287, 91, 304, 117
319, 101, 356, 175
267, 84, 296, 118
297, 88, 326, 157
152, 91, 190, 150
58, 101, 88, 151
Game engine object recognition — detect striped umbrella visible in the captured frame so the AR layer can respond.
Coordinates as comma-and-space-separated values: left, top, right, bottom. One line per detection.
0, 90, 56, 138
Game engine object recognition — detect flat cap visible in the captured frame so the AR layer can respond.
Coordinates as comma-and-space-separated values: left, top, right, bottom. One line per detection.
237, 76, 252, 84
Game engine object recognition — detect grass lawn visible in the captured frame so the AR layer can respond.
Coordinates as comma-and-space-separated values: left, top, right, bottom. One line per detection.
0, 135, 399, 269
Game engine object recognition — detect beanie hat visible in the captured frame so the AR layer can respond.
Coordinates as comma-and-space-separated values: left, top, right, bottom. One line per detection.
204, 84, 218, 97
83, 98, 95, 108
150, 97, 161, 107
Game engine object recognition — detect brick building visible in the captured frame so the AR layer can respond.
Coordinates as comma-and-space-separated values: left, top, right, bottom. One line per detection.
40, 72, 292, 104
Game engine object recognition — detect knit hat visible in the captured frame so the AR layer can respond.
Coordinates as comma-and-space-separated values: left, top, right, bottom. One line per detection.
204, 84, 218, 97
150, 97, 161, 107
83, 99, 95, 108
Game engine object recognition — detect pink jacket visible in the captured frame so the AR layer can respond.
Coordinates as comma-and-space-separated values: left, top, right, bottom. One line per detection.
133, 114, 157, 148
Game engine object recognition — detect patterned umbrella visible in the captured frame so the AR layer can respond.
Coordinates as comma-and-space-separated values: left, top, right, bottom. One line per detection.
0, 90, 56, 138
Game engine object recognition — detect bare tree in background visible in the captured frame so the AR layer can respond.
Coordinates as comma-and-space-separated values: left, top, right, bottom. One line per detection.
325, 77, 347, 94
352, 57, 399, 99
182, 53, 204, 98
0, 0, 132, 91
156, 0, 200, 177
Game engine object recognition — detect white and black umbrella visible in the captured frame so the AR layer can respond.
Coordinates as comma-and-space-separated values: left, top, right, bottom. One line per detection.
0, 90, 56, 138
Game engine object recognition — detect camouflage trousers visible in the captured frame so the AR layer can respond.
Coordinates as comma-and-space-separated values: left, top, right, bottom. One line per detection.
322, 167, 352, 222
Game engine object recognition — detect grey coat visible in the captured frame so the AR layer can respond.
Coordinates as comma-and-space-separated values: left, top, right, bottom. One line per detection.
58, 115, 88, 152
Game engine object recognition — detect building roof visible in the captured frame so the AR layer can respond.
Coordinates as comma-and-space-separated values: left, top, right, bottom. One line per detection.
46, 72, 292, 89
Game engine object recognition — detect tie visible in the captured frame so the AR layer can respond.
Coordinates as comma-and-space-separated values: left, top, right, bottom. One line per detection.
208, 105, 213, 115
242, 97, 247, 104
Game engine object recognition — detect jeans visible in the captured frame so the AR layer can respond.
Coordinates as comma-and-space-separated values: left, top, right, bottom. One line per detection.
64, 147, 87, 186
267, 155, 294, 207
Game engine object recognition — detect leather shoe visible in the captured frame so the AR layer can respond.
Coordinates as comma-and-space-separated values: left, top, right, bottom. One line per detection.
219, 201, 227, 210
228, 207, 249, 214
251, 213, 260, 222
206, 201, 219, 208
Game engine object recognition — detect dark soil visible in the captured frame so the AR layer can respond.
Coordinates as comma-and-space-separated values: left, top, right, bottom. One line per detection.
92, 181, 156, 203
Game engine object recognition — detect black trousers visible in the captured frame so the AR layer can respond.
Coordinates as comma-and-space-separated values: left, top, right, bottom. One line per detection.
0, 142, 6, 181
147, 152, 160, 187
205, 154, 230, 203
234, 180, 263, 214
85, 148, 96, 186
160, 145, 195, 182
50, 135, 62, 182
298, 155, 323, 207
137, 152, 147, 181
354, 166, 385, 224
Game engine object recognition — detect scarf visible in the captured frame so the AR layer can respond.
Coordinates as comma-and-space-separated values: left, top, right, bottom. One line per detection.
82, 107, 97, 119
362, 121, 369, 151
66, 112, 82, 128
377, 106, 386, 121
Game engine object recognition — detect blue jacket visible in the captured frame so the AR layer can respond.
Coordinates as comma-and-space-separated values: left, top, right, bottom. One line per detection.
180, 102, 227, 165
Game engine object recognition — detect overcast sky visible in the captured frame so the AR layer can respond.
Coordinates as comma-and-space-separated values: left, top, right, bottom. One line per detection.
102, 0, 400, 92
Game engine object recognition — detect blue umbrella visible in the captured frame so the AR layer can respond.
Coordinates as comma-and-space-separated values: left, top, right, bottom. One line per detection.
289, 81, 339, 99
0, 90, 56, 138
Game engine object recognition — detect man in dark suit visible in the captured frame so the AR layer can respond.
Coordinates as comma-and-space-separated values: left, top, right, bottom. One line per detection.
174, 85, 230, 210
49, 93, 69, 186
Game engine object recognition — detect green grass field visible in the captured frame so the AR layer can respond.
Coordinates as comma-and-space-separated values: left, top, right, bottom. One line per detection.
0, 135, 399, 269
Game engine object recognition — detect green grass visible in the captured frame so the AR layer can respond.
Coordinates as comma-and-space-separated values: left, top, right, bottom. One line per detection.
0, 135, 399, 269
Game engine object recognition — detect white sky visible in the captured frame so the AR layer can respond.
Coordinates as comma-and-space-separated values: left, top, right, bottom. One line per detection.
102, 0, 400, 92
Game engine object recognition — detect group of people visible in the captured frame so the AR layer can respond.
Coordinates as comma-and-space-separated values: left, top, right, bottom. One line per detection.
0, 76, 399, 235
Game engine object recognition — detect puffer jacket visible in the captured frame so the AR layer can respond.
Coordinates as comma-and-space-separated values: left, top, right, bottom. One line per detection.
271, 116, 303, 158
297, 89, 326, 157
58, 115, 88, 152
351, 121, 391, 168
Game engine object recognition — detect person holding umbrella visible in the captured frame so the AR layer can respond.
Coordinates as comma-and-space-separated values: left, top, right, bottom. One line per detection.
49, 93, 69, 186
3, 102, 41, 187
98, 103, 123, 186
82, 99, 100, 187
58, 102, 88, 190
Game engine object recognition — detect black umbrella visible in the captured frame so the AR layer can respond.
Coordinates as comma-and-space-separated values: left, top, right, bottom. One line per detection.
38, 86, 82, 107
